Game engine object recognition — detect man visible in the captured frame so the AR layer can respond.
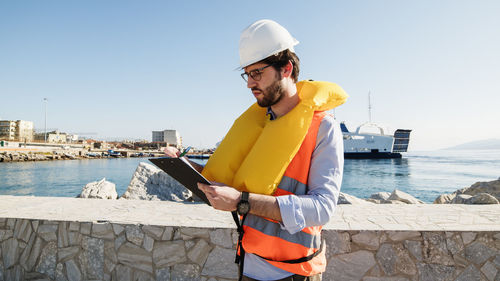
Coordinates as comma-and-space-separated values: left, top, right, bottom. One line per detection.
167, 19, 347, 281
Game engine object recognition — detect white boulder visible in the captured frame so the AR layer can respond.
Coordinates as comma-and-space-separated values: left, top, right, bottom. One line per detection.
79, 178, 118, 199
337, 192, 374, 205
387, 189, 425, 204
120, 162, 195, 202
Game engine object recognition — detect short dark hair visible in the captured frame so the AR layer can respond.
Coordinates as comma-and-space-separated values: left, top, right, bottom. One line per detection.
261, 49, 300, 82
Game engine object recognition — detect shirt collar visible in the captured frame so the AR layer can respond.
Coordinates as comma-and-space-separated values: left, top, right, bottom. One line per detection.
266, 107, 277, 121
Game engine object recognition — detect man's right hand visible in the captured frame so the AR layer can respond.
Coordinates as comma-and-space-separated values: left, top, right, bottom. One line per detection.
163, 147, 180, 157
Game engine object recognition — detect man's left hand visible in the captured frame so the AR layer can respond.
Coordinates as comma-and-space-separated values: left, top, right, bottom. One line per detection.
197, 182, 241, 212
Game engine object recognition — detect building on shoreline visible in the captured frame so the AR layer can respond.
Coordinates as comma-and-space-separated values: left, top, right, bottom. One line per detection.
152, 129, 182, 148
0, 120, 34, 142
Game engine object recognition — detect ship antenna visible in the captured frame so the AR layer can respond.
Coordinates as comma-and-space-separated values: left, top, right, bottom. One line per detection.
368, 91, 372, 123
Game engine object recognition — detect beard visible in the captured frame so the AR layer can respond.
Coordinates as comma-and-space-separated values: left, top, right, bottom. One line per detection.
253, 73, 284, 107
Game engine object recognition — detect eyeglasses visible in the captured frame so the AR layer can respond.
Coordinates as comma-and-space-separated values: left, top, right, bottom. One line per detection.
241, 64, 274, 82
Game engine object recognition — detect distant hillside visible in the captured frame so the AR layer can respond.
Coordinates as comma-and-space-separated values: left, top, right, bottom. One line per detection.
444, 139, 500, 150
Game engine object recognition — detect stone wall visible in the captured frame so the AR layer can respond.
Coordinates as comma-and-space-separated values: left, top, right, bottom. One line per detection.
0, 219, 239, 281
1, 197, 500, 280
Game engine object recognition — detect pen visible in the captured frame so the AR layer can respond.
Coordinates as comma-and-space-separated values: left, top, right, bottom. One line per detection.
179, 146, 192, 157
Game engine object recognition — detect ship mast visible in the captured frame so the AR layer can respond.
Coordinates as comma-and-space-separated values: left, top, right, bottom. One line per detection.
368, 91, 372, 123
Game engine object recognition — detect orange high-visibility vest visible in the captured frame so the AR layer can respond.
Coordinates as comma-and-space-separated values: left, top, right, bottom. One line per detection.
241, 111, 327, 276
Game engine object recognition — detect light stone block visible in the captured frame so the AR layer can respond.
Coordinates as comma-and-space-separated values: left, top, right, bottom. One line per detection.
58, 221, 69, 248
173, 229, 182, 240
31, 220, 39, 232
352, 231, 380, 250
58, 246, 80, 263
14, 219, 32, 243
171, 263, 201, 280
19, 232, 35, 270
37, 224, 58, 242
2, 237, 19, 269
210, 229, 233, 248
188, 239, 212, 266
112, 224, 124, 236
201, 246, 238, 279
323, 230, 351, 258
104, 257, 116, 275
180, 227, 210, 239
80, 223, 91, 235
26, 236, 43, 271
363, 277, 409, 281
69, 222, 80, 232
493, 255, 500, 268
379, 242, 418, 276
4, 265, 23, 281
142, 225, 164, 240
117, 242, 153, 274
416, 263, 455, 281
388, 231, 421, 241
0, 229, 13, 242
465, 242, 497, 265
455, 264, 483, 281
404, 240, 423, 261
65, 259, 82, 281
104, 240, 118, 264
481, 261, 498, 281
7, 218, 15, 229
36, 241, 57, 280
446, 234, 464, 255
143, 234, 154, 252
185, 239, 196, 250
115, 233, 126, 251
115, 264, 132, 281
134, 270, 154, 281
125, 225, 144, 246
92, 223, 114, 240
68, 231, 82, 246
153, 240, 187, 268
461, 232, 477, 245
79, 236, 104, 280
325, 250, 376, 281
422, 232, 454, 265
162, 226, 174, 241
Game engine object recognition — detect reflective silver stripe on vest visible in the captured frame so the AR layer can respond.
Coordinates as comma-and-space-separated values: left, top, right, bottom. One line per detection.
277, 175, 308, 195
244, 215, 322, 249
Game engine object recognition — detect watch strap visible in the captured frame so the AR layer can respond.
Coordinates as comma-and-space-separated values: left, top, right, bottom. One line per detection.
241, 191, 249, 201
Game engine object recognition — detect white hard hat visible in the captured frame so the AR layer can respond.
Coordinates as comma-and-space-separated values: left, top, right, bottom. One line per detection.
238, 19, 299, 69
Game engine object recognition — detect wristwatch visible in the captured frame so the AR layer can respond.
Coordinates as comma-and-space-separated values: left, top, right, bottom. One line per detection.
236, 192, 250, 215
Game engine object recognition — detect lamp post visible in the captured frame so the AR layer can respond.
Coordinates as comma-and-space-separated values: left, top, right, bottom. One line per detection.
43, 98, 48, 143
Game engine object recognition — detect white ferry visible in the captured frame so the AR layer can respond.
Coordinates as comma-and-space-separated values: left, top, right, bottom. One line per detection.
341, 122, 411, 159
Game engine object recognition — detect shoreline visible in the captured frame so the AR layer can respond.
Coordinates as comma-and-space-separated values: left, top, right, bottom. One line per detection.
0, 149, 165, 163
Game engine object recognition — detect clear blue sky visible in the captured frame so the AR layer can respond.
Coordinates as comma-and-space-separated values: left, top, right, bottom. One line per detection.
1, 0, 499, 150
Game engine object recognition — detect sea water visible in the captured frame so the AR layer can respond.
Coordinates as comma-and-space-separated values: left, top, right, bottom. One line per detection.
0, 150, 499, 203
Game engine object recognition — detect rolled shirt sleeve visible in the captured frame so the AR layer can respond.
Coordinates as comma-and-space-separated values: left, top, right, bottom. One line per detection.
276, 115, 344, 234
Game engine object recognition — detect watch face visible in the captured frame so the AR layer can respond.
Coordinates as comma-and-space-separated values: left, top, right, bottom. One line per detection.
237, 201, 250, 215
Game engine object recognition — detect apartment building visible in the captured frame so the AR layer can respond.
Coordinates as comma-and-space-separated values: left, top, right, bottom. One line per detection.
0, 120, 34, 142
152, 129, 182, 148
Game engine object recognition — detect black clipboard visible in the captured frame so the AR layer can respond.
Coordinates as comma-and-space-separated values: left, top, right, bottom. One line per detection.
149, 157, 211, 205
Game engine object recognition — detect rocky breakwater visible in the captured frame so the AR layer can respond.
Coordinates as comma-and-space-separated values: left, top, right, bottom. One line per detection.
0, 151, 79, 163
338, 177, 500, 205
435, 177, 500, 204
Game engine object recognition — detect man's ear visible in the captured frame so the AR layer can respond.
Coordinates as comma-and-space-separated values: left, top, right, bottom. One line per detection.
282, 61, 293, 78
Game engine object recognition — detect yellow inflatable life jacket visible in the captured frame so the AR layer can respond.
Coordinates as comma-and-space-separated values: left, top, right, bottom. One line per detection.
201, 80, 348, 195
